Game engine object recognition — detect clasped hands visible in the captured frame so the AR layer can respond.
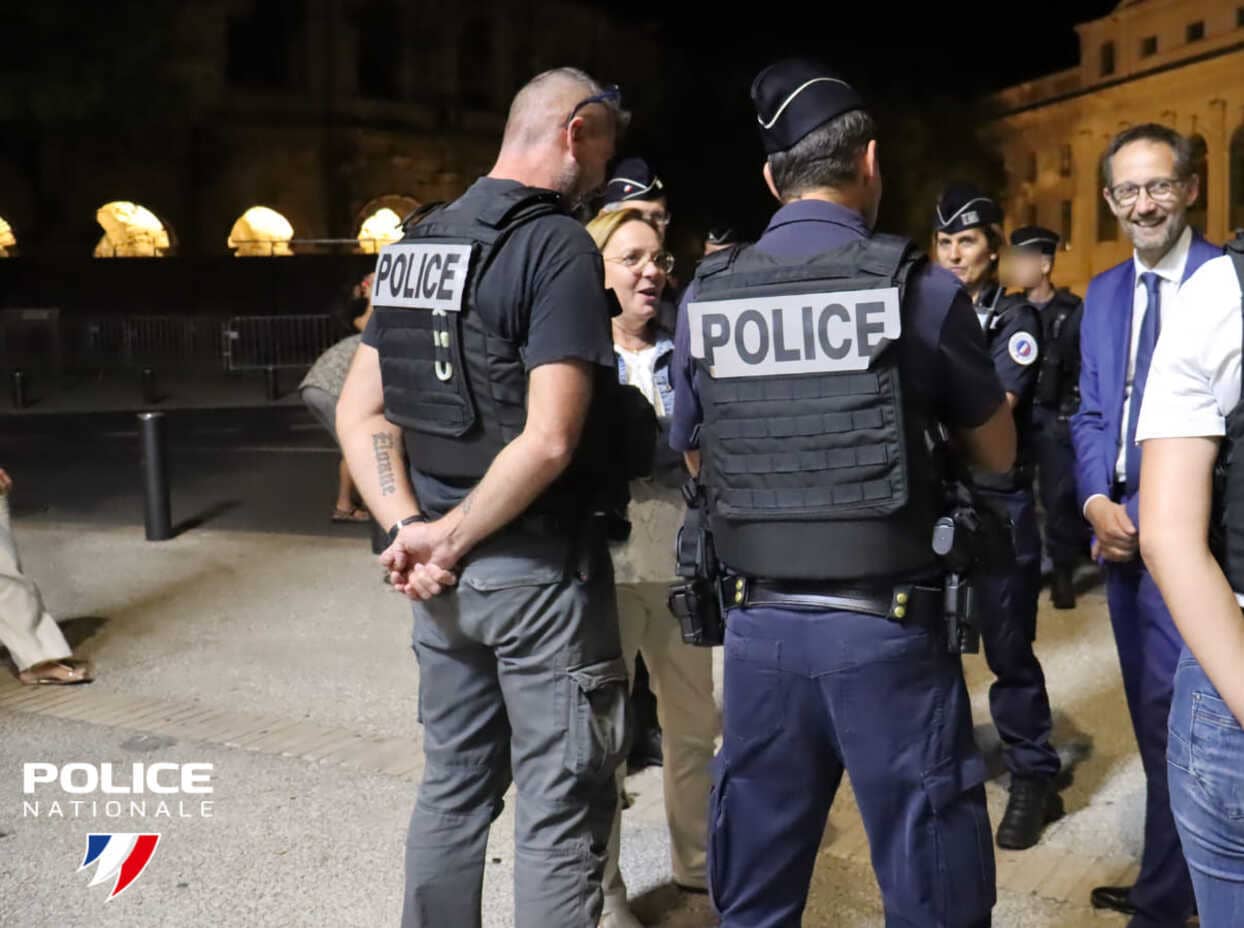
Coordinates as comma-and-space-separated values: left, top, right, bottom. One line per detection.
380, 519, 461, 601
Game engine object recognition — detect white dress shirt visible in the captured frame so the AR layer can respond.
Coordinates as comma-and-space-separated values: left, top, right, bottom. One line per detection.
1084, 226, 1193, 516
1136, 254, 1244, 602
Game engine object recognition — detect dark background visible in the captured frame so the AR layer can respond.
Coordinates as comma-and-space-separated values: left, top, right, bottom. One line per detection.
591, 1, 1118, 248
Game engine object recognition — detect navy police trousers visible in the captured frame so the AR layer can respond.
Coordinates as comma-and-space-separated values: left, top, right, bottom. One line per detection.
709, 604, 996, 927
976, 485, 1061, 780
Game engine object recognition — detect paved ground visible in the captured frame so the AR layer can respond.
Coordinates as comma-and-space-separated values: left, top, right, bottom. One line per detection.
0, 409, 1163, 926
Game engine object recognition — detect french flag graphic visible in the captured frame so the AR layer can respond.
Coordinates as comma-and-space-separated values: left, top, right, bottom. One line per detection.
79, 833, 161, 900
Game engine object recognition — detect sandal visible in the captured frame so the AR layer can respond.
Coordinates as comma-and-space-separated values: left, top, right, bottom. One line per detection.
18, 658, 95, 686
331, 507, 371, 523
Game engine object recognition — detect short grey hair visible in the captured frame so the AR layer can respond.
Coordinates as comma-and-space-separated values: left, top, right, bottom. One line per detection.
767, 109, 876, 200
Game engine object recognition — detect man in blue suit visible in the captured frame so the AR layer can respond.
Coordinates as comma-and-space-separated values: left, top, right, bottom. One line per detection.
1072, 122, 1218, 927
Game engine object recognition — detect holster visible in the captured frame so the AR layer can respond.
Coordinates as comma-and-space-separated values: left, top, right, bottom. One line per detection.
666, 479, 725, 647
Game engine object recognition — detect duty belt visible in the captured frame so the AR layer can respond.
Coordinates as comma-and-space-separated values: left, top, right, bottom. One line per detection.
721, 577, 942, 624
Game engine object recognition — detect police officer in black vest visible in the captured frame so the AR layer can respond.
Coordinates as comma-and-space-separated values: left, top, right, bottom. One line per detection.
337, 67, 636, 928
1009, 225, 1087, 609
669, 60, 1015, 926
936, 187, 1065, 849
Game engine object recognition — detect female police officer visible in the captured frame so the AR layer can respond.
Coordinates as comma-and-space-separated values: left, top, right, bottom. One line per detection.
935, 186, 1064, 850
669, 59, 1015, 926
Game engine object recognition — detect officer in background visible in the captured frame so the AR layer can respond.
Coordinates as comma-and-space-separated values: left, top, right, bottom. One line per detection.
935, 186, 1064, 849
600, 156, 671, 237
669, 59, 1016, 926
1009, 226, 1087, 609
336, 67, 631, 928
703, 225, 738, 256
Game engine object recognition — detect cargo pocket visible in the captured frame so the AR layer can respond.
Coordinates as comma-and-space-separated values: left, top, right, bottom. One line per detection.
563, 657, 629, 781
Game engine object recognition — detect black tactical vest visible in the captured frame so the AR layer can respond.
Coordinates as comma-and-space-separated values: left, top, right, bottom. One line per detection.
688, 234, 943, 582
369, 186, 563, 480
1034, 289, 1084, 414
1211, 237, 1244, 591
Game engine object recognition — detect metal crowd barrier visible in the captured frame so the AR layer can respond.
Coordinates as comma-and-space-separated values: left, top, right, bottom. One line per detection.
222, 314, 338, 371
64, 316, 227, 370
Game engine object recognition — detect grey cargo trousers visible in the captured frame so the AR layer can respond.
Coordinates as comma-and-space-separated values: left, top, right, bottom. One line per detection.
400, 524, 629, 928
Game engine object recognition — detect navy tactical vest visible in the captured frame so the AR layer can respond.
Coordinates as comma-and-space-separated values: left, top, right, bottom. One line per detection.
687, 234, 943, 581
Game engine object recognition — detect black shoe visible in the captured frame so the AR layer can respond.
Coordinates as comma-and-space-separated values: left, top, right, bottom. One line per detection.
1051, 567, 1076, 610
1090, 885, 1137, 916
996, 776, 1064, 850
627, 725, 663, 773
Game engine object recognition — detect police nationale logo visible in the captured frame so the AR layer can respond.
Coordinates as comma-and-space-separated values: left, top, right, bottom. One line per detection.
1008, 332, 1038, 366
79, 833, 161, 900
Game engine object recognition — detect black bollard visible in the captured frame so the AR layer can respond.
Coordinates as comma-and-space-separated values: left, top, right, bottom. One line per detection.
265, 365, 279, 402
139, 412, 173, 541
370, 518, 388, 555
141, 367, 158, 405
11, 369, 26, 409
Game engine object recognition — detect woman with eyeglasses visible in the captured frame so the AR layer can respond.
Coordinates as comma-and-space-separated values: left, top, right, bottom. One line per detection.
585, 209, 716, 928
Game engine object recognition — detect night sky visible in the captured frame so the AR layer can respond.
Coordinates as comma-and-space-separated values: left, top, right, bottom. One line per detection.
589, 0, 1121, 247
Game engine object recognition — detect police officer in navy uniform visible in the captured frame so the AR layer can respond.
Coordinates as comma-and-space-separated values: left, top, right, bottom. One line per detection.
336, 68, 634, 928
670, 59, 1014, 926
935, 186, 1065, 849
1009, 225, 1087, 610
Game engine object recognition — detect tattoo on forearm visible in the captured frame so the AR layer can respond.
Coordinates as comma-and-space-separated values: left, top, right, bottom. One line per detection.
460, 488, 477, 517
373, 433, 397, 496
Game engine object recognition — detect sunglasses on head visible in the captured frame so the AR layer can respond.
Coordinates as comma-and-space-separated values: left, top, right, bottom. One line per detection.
565, 84, 624, 127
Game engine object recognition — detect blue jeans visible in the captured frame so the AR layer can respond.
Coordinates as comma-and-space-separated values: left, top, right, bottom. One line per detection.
1167, 650, 1244, 927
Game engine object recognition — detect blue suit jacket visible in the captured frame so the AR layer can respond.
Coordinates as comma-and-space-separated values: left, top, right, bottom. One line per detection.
1071, 231, 1220, 527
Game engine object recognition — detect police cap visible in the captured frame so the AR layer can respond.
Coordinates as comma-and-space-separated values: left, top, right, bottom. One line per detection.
751, 59, 865, 154
603, 157, 665, 206
1009, 225, 1060, 255
706, 225, 737, 247
934, 183, 1004, 234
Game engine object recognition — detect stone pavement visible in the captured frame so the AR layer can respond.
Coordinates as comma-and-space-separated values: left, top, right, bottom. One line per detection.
0, 519, 1157, 927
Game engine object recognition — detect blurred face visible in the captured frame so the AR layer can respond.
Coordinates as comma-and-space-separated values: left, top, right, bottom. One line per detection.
624, 197, 670, 240
602, 220, 668, 329
1008, 250, 1049, 290
1104, 140, 1199, 258
935, 227, 994, 293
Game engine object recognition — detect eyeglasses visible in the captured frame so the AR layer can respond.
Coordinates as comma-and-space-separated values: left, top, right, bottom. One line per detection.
606, 249, 675, 274
1109, 177, 1186, 207
565, 84, 623, 126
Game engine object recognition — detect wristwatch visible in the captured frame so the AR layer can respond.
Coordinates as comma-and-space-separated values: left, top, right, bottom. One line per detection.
387, 514, 428, 545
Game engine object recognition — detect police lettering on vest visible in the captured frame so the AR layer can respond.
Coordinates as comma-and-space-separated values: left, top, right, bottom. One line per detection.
374, 244, 472, 312
687, 288, 901, 378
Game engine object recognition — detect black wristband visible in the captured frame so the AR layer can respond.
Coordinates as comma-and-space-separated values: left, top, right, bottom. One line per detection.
387, 514, 428, 545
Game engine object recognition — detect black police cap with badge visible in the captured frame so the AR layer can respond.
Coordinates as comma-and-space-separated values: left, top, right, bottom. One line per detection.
934, 183, 1004, 234
750, 58, 865, 153
602, 157, 665, 206
1009, 225, 1060, 255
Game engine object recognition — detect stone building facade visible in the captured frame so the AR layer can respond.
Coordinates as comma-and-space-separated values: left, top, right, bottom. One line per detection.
989, 0, 1244, 293
0, 0, 664, 257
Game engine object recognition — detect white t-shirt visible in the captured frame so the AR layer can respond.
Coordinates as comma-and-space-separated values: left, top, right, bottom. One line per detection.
1135, 253, 1243, 603
616, 343, 664, 417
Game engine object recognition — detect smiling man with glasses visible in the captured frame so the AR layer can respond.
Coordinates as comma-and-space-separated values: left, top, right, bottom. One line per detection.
1071, 122, 1220, 927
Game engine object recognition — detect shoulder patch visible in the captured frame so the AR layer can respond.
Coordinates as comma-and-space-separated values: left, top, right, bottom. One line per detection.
1008, 331, 1038, 366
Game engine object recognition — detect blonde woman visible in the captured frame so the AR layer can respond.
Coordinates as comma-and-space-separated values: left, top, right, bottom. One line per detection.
586, 209, 716, 928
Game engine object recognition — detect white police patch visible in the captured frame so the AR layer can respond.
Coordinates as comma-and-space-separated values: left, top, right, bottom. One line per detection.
687, 288, 901, 378
372, 243, 472, 312
1008, 331, 1038, 366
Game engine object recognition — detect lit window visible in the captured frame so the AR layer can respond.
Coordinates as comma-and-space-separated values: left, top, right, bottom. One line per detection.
1027, 152, 1038, 183
358, 208, 404, 253
93, 202, 172, 258
1060, 144, 1073, 177
1061, 201, 1073, 245
228, 206, 295, 256
1140, 35, 1158, 57
1187, 21, 1205, 42
0, 216, 14, 257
